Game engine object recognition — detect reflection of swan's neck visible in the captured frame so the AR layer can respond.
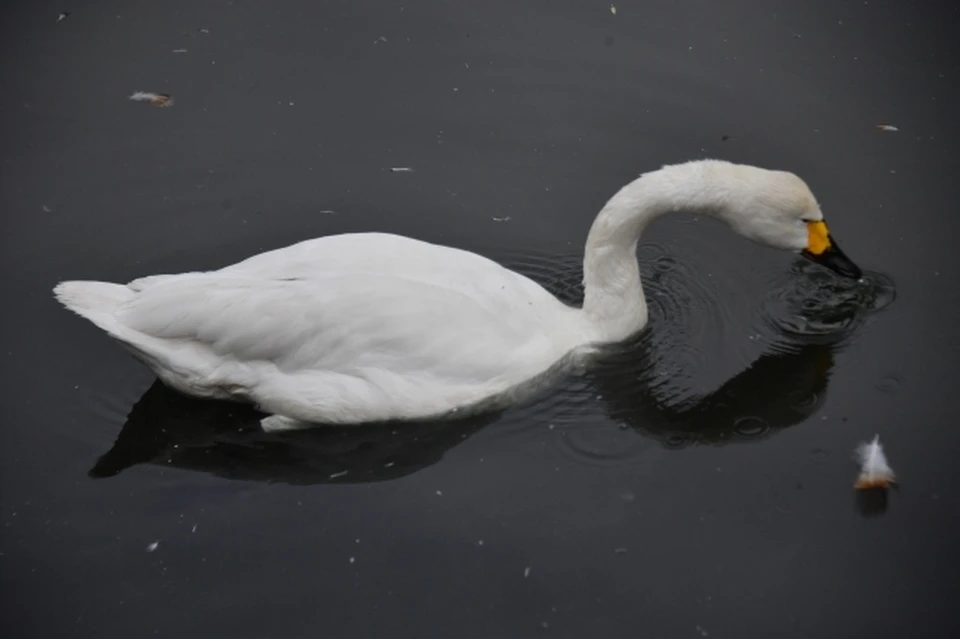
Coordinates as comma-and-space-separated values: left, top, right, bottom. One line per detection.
581, 161, 729, 342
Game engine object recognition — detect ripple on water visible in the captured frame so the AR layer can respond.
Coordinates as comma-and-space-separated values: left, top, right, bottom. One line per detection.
492, 247, 585, 305
759, 261, 897, 343
639, 238, 743, 379
733, 415, 772, 438
555, 421, 657, 468
874, 374, 902, 395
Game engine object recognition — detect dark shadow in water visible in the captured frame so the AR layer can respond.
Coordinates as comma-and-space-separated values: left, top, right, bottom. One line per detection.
89, 383, 501, 485
589, 334, 838, 448
854, 488, 892, 518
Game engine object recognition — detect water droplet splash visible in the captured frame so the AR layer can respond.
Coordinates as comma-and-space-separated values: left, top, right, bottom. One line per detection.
761, 261, 896, 341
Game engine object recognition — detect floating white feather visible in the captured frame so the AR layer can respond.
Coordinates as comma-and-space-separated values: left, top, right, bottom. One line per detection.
854, 435, 896, 489
128, 91, 174, 107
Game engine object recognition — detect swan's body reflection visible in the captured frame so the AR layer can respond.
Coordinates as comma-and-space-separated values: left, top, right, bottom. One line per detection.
90, 253, 888, 485
90, 335, 840, 485
589, 334, 833, 448
89, 385, 499, 484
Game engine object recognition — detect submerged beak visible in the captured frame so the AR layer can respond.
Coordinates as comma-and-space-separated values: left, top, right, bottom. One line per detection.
800, 221, 863, 279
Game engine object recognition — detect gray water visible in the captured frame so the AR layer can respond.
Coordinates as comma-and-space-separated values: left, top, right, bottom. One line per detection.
2, 1, 957, 637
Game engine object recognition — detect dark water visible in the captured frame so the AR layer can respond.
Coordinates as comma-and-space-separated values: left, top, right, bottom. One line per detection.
2, 1, 958, 637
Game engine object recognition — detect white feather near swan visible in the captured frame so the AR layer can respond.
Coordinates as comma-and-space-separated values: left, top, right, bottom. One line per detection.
854, 435, 897, 489
54, 159, 862, 430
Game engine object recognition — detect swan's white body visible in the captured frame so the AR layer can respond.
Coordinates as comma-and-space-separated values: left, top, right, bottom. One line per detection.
54, 159, 843, 430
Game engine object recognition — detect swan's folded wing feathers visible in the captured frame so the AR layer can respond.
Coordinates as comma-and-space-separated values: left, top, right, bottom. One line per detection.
116, 274, 546, 379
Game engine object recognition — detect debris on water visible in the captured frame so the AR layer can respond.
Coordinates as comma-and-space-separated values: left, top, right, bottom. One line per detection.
610, 4, 617, 15
374, 36, 387, 44
390, 167, 414, 172
129, 91, 174, 107
146, 541, 160, 552
854, 435, 897, 490
42, 205, 52, 213
876, 124, 899, 132
191, 524, 197, 533
199, 28, 210, 34
318, 209, 336, 215
524, 566, 531, 578
435, 490, 443, 496
491, 216, 511, 222
349, 556, 355, 564
696, 625, 710, 637
328, 470, 348, 479
57, 12, 69, 23
721, 134, 730, 141
172, 48, 188, 54
613, 547, 628, 554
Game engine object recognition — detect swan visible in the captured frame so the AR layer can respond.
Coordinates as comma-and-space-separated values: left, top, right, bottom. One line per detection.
54, 159, 862, 431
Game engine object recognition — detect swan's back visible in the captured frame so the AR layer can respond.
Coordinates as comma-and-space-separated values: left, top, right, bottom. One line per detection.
134, 233, 526, 290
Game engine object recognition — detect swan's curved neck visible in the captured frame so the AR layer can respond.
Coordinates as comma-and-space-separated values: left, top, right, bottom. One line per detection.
581, 162, 728, 342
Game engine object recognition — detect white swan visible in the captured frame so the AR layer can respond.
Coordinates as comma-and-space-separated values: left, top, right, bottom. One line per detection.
54, 159, 862, 431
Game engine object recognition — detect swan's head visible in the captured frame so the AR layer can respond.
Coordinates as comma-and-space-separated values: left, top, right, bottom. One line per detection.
722, 166, 863, 279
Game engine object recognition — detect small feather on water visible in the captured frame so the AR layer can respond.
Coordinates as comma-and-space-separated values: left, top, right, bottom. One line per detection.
854, 435, 896, 490
129, 91, 174, 107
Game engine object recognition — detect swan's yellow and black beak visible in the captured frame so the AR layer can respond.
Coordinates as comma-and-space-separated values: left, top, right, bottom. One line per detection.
800, 221, 863, 279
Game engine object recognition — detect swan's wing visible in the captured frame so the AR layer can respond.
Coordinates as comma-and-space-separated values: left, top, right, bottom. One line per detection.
117, 273, 559, 381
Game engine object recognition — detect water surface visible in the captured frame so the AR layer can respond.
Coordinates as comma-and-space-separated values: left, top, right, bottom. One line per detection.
2, 1, 958, 637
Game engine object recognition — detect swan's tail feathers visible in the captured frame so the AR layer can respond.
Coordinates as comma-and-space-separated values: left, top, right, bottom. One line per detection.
53, 280, 134, 331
